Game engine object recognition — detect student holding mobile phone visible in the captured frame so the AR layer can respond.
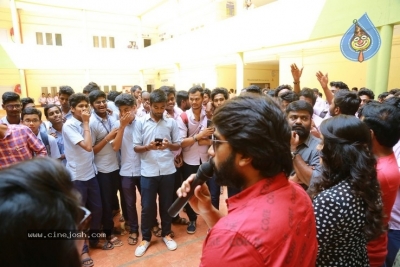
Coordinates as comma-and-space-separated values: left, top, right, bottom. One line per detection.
133, 89, 181, 257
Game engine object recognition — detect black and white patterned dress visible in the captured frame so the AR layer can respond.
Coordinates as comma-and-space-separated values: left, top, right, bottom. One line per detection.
313, 180, 369, 266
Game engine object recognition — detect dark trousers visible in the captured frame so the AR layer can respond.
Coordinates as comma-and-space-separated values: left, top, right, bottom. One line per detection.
121, 176, 141, 233
172, 166, 183, 220
386, 229, 400, 267
73, 178, 102, 244
207, 174, 220, 210
141, 174, 174, 241
116, 174, 128, 219
182, 162, 199, 222
96, 170, 119, 239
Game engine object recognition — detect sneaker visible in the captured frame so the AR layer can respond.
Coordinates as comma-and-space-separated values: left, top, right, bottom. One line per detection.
162, 234, 177, 251
187, 221, 196, 234
135, 240, 150, 257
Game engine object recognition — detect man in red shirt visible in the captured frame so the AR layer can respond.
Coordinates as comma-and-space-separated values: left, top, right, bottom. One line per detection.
177, 95, 318, 266
361, 102, 400, 267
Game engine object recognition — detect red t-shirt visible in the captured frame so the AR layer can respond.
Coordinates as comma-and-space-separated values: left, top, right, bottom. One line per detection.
368, 153, 400, 267
200, 173, 318, 266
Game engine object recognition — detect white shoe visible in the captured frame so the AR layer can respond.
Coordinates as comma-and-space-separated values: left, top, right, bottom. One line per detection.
162, 234, 177, 251
135, 240, 150, 257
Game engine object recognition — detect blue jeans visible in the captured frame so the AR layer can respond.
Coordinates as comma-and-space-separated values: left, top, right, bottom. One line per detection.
121, 176, 141, 233
141, 174, 174, 241
73, 178, 102, 245
386, 229, 400, 267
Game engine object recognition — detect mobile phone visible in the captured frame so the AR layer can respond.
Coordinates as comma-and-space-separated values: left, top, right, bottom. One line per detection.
155, 138, 163, 146
207, 119, 212, 128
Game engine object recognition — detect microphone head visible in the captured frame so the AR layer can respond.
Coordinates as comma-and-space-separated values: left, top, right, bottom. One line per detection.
198, 162, 214, 179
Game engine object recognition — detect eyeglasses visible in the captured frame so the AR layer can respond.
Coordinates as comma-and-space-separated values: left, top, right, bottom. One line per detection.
93, 100, 107, 105
23, 119, 40, 124
4, 104, 22, 110
78, 206, 92, 232
211, 134, 228, 151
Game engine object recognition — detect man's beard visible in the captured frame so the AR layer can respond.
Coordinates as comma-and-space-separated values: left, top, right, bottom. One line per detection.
212, 154, 245, 190
292, 125, 309, 139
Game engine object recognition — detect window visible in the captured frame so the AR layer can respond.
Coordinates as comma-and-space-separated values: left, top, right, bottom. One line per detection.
46, 33, 53, 45
103, 86, 109, 93
144, 39, 151, 48
41, 87, 48, 94
93, 36, 99, 48
109, 37, 115, 48
55, 34, 62, 46
111, 85, 117, 91
51, 87, 57, 96
36, 32, 43, 45
101, 36, 107, 48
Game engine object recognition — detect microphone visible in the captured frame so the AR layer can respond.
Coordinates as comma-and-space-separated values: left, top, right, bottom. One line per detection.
168, 162, 214, 218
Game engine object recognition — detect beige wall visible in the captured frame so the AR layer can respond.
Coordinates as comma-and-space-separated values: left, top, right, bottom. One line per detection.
217, 63, 279, 91
279, 40, 400, 97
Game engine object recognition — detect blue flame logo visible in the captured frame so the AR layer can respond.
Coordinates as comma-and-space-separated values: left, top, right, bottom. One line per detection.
340, 13, 381, 63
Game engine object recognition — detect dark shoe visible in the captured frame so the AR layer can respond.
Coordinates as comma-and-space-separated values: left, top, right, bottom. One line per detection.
187, 221, 196, 234
172, 217, 190, 225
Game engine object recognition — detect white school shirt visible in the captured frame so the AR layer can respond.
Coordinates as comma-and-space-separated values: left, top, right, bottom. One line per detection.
89, 113, 119, 173
36, 132, 61, 159
62, 117, 97, 181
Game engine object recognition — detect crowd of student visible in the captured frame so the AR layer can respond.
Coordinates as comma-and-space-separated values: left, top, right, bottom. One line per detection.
0, 64, 400, 267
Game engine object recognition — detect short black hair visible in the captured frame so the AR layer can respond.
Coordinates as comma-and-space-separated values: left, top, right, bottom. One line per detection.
204, 88, 211, 98
285, 100, 314, 117
88, 90, 106, 105
0, 158, 81, 267
330, 81, 349, 90
114, 93, 136, 107
362, 102, 400, 148
107, 91, 121, 102
213, 95, 293, 177
44, 104, 62, 118
159, 86, 176, 97
176, 90, 189, 108
130, 85, 142, 93
389, 88, 400, 95
211, 87, 229, 101
82, 82, 100, 94
333, 90, 360, 115
21, 97, 35, 110
243, 85, 262, 95
274, 84, 292, 97
21, 107, 42, 120
378, 92, 389, 101
299, 87, 316, 106
188, 85, 204, 97
358, 88, 375, 100
2, 92, 20, 105
280, 91, 299, 103
150, 89, 167, 104
59, 86, 75, 96
68, 93, 89, 108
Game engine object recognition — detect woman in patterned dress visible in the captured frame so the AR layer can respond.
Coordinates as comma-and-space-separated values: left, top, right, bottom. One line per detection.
309, 115, 384, 266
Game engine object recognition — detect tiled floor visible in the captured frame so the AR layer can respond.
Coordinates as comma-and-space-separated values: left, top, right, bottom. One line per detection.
90, 188, 228, 267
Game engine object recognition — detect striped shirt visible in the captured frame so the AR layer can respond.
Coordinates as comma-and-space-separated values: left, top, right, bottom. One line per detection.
0, 124, 47, 169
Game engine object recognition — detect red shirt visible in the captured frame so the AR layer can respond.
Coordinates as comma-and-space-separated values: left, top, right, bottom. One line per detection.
0, 124, 47, 169
200, 173, 318, 266
368, 153, 400, 267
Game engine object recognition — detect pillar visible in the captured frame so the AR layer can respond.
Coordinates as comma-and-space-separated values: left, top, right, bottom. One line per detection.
374, 24, 394, 94
236, 52, 244, 95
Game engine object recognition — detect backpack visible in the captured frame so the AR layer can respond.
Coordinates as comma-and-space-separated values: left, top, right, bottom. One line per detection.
39, 124, 51, 156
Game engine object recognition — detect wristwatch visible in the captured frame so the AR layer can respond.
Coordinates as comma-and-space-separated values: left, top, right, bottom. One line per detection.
291, 151, 298, 160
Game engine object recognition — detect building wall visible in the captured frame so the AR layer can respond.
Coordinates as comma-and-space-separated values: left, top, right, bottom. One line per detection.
279, 39, 400, 96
